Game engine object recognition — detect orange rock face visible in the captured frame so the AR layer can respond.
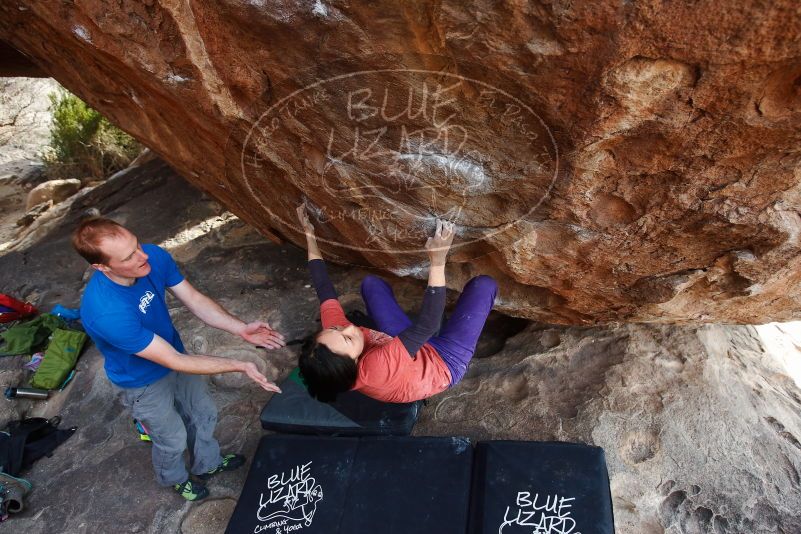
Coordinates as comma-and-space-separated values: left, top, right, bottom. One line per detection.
3, 1, 801, 324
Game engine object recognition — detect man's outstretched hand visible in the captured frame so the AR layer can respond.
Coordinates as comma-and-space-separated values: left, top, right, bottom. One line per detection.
242, 361, 282, 393
239, 321, 286, 350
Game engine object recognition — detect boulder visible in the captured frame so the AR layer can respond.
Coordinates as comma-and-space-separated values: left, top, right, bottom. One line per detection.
25, 178, 81, 210
2, 2, 801, 324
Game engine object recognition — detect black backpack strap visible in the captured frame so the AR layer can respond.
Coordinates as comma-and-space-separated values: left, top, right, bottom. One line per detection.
2, 417, 76, 476
0, 431, 13, 475
2, 418, 50, 477
21, 426, 77, 471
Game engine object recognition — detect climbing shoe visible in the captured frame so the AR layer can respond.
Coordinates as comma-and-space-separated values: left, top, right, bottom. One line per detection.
197, 453, 246, 480
173, 479, 209, 501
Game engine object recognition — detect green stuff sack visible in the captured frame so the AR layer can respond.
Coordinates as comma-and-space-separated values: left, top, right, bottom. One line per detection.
30, 329, 87, 390
0, 314, 65, 356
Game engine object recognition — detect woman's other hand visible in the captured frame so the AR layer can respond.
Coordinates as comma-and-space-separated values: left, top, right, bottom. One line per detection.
296, 204, 315, 238
425, 219, 455, 267
297, 204, 323, 260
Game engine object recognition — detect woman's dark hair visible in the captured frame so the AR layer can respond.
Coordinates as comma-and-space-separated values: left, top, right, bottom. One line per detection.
298, 337, 358, 403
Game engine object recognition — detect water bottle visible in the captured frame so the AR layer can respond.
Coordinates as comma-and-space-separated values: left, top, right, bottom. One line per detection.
4, 387, 49, 400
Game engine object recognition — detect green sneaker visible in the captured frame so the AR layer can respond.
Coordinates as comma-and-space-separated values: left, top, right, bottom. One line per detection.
197, 453, 246, 480
173, 479, 209, 501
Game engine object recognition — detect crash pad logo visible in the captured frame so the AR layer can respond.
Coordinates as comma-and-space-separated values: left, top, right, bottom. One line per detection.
138, 291, 155, 314
254, 461, 323, 533
499, 492, 581, 534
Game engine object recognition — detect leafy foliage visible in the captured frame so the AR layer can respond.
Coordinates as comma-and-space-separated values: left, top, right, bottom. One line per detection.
43, 90, 141, 180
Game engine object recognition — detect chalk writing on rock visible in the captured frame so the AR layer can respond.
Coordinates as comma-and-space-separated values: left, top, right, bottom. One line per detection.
236, 56, 560, 257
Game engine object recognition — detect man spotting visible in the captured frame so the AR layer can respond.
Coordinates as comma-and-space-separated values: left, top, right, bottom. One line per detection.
73, 217, 285, 501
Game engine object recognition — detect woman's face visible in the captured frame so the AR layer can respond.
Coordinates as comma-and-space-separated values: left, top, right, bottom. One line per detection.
316, 324, 364, 359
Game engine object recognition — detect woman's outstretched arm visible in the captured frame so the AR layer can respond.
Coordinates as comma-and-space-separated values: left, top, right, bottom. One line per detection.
297, 205, 337, 303
397, 220, 455, 357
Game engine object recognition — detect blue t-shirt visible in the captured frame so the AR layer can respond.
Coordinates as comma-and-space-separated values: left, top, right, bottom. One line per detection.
80, 244, 186, 388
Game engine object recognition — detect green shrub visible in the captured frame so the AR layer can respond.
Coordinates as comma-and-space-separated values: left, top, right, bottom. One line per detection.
43, 89, 141, 180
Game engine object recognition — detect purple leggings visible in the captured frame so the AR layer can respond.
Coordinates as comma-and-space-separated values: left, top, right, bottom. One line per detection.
360, 275, 498, 385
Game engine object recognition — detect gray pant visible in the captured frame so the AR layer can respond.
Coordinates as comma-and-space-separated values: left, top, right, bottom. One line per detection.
119, 372, 222, 486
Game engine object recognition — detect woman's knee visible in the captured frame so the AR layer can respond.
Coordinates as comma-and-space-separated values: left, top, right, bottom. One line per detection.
466, 274, 498, 295
360, 274, 387, 293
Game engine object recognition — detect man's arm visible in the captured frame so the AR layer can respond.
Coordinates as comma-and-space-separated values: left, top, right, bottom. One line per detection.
137, 334, 281, 392
169, 280, 285, 349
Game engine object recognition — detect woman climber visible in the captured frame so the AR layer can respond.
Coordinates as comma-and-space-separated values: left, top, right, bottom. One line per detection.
296, 205, 498, 403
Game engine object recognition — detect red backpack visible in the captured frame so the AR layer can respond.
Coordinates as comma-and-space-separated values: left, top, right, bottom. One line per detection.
0, 294, 37, 323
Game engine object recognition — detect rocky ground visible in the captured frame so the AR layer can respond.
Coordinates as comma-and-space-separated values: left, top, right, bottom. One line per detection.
0, 158, 799, 533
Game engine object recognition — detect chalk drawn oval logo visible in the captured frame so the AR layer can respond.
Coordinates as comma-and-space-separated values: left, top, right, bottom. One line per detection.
234, 54, 558, 261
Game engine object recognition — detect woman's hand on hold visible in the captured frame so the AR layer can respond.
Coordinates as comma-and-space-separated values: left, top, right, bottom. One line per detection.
297, 203, 323, 260
425, 219, 455, 267
296, 204, 316, 238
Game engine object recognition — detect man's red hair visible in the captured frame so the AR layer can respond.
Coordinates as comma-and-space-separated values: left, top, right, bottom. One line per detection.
71, 217, 127, 264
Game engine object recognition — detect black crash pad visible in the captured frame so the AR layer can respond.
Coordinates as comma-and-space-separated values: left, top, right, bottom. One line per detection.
260, 369, 423, 436
469, 441, 614, 534
226, 434, 474, 534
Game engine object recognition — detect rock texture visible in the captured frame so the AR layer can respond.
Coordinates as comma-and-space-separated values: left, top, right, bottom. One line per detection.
0, 77, 57, 250
1, 159, 800, 533
2, 3, 801, 324
0, 77, 59, 165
